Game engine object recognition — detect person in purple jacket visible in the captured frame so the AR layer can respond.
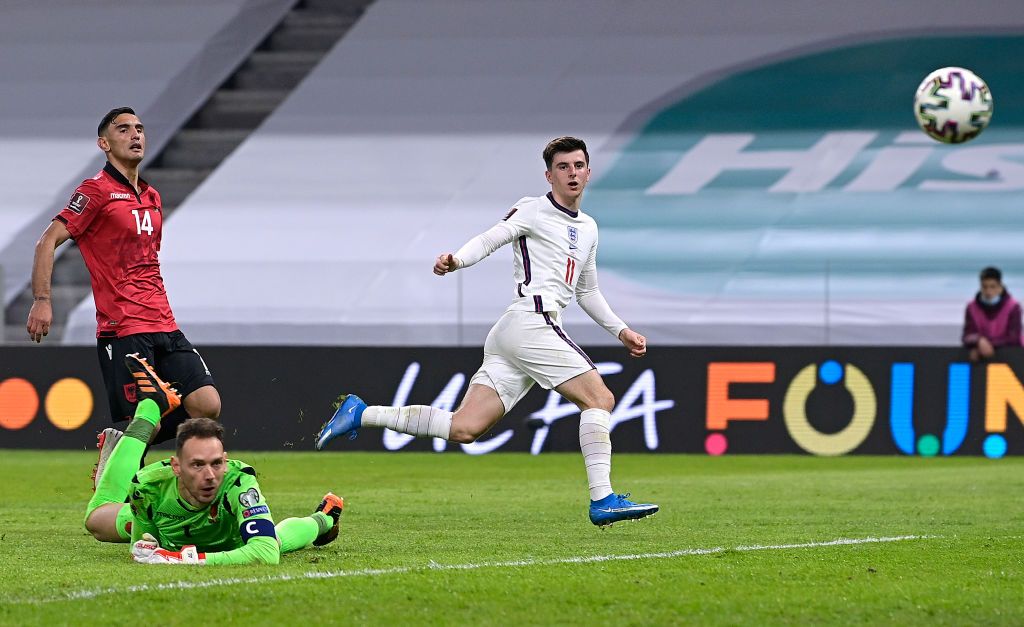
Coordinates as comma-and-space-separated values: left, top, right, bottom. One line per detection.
962, 266, 1022, 362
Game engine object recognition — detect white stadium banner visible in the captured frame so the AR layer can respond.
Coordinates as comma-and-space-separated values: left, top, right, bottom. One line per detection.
57, 0, 1024, 346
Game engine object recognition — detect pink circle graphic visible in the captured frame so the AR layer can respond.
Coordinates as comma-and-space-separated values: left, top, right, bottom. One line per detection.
705, 433, 728, 456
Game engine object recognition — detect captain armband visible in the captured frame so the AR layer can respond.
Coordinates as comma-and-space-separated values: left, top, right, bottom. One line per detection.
240, 518, 277, 542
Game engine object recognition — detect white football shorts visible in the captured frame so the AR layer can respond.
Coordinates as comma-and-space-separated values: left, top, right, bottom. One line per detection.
469, 309, 595, 413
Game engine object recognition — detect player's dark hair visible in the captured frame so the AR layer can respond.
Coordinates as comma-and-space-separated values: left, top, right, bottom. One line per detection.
981, 266, 1003, 283
543, 136, 589, 169
176, 417, 225, 454
97, 107, 137, 136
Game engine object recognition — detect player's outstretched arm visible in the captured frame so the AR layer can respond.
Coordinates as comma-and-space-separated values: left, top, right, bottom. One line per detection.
201, 536, 281, 566
575, 250, 645, 357
26, 221, 71, 343
434, 222, 519, 276
131, 533, 280, 566
575, 248, 637, 352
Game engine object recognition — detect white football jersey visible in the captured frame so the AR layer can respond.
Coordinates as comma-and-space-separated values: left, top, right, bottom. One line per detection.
502, 192, 597, 313
453, 191, 626, 337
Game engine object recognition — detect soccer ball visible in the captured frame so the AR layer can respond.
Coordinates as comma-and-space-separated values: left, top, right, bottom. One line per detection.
913, 66, 993, 144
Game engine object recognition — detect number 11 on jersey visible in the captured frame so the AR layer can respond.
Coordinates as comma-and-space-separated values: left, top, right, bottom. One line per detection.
565, 257, 576, 284
131, 209, 154, 235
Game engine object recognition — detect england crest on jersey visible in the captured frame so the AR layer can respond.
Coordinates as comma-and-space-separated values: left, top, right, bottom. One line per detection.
567, 225, 578, 250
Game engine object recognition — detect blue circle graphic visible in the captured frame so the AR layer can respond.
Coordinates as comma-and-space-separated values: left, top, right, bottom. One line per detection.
819, 360, 843, 385
983, 434, 1007, 459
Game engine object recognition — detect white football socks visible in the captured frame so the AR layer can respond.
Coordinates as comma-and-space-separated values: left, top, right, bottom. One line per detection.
580, 408, 614, 501
362, 405, 453, 440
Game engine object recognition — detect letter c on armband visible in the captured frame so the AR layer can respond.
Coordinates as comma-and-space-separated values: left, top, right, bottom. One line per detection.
240, 517, 276, 542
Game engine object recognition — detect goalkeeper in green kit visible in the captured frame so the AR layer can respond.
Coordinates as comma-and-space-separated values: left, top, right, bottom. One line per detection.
84, 353, 344, 565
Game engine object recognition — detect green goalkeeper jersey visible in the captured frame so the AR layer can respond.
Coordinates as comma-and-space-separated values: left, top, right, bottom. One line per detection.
128, 458, 279, 564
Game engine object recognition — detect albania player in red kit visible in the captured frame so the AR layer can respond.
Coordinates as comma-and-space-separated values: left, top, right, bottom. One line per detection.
26, 107, 220, 461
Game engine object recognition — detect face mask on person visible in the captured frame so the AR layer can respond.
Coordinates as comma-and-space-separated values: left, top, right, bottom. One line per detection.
982, 294, 1002, 306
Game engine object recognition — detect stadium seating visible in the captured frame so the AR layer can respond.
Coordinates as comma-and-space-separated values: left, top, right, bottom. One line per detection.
58, 0, 1024, 346
0, 0, 294, 323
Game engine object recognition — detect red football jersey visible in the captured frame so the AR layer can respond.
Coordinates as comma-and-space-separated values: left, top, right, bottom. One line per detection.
55, 162, 177, 338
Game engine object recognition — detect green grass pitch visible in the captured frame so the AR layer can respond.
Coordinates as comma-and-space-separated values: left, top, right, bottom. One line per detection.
0, 451, 1021, 625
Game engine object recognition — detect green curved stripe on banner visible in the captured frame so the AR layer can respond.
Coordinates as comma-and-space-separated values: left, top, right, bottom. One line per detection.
587, 35, 1024, 298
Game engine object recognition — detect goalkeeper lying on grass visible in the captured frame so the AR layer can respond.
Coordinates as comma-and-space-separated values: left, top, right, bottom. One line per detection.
83, 353, 344, 565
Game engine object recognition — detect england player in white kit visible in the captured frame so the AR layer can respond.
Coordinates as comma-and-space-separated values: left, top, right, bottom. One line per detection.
316, 137, 657, 526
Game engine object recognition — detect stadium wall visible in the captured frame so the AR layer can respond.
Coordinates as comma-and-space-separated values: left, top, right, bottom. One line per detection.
71, 0, 1024, 348
1, 346, 1021, 457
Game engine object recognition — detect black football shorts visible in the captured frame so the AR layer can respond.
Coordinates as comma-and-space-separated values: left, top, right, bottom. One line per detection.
96, 330, 216, 444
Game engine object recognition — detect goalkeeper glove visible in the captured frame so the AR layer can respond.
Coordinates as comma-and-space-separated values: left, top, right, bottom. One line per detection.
132, 533, 206, 565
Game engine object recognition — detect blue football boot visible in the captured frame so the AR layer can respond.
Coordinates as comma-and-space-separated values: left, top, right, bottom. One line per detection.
315, 394, 366, 450
589, 493, 659, 526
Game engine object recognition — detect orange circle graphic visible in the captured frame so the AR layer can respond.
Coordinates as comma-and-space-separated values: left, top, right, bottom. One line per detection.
0, 378, 40, 430
46, 378, 94, 430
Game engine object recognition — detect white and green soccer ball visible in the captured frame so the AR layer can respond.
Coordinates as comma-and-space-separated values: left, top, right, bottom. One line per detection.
913, 66, 993, 144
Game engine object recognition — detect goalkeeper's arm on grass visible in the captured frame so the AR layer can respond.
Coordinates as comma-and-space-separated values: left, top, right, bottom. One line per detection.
131, 531, 280, 565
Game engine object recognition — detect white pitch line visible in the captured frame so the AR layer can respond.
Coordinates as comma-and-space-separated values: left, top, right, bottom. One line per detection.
13, 534, 934, 605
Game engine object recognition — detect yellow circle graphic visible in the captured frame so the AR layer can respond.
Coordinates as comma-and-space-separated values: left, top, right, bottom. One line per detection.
783, 363, 876, 456
0, 378, 39, 430
45, 378, 93, 431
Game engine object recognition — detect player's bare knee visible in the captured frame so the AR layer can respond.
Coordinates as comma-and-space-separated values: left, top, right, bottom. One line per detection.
203, 401, 222, 420
580, 388, 614, 413
186, 397, 221, 420
448, 415, 485, 443
448, 425, 479, 444
88, 528, 115, 542
84, 514, 111, 541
